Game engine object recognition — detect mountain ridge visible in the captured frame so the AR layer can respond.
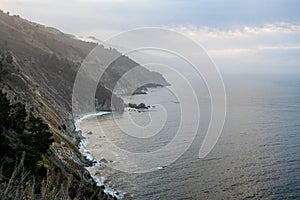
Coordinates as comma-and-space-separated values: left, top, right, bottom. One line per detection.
0, 10, 169, 199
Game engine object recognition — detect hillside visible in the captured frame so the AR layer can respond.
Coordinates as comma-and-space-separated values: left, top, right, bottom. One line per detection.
0, 10, 169, 199
0, 9, 169, 138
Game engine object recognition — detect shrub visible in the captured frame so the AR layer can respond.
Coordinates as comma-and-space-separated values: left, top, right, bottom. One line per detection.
6, 53, 13, 64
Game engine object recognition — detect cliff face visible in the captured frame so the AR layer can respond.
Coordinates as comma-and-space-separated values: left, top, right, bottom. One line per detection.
0, 10, 169, 193
0, 10, 168, 135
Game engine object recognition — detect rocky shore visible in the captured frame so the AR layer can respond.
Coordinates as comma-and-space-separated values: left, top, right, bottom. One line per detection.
74, 112, 125, 199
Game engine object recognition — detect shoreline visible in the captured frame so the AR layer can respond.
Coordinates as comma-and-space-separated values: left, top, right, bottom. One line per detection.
74, 111, 125, 199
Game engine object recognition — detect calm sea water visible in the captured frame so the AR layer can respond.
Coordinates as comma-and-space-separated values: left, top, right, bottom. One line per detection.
80, 74, 300, 199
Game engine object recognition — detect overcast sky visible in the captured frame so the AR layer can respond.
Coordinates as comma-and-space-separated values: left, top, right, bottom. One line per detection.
2, 0, 300, 74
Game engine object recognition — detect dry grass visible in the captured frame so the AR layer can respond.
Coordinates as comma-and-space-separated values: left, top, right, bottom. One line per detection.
0, 153, 103, 200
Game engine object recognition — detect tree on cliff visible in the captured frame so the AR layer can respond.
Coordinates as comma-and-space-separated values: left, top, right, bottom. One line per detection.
0, 90, 53, 172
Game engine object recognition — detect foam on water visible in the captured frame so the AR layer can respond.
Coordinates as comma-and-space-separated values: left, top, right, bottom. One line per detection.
81, 76, 300, 199
74, 111, 124, 199
74, 111, 110, 131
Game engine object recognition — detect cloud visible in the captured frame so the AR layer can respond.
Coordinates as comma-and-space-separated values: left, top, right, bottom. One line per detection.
168, 23, 300, 74
169, 23, 300, 51
3, 0, 300, 33
2, 0, 300, 74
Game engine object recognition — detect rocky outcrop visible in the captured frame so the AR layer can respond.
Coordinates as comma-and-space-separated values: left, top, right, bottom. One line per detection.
128, 103, 150, 110
132, 83, 167, 95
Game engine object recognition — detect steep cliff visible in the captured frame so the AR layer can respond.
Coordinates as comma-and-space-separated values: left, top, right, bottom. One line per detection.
0, 10, 168, 137
0, 10, 169, 199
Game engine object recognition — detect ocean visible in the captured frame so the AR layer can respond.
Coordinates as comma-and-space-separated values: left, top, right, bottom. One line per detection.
78, 73, 300, 199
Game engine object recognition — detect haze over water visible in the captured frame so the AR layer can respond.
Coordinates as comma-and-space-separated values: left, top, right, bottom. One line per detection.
2, 1, 300, 199
80, 73, 300, 199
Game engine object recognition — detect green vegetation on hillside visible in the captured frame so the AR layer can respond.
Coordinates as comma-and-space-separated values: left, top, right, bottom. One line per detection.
0, 91, 108, 199
0, 90, 54, 176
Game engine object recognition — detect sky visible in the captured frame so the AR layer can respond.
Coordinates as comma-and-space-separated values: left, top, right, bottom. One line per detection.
2, 0, 300, 75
